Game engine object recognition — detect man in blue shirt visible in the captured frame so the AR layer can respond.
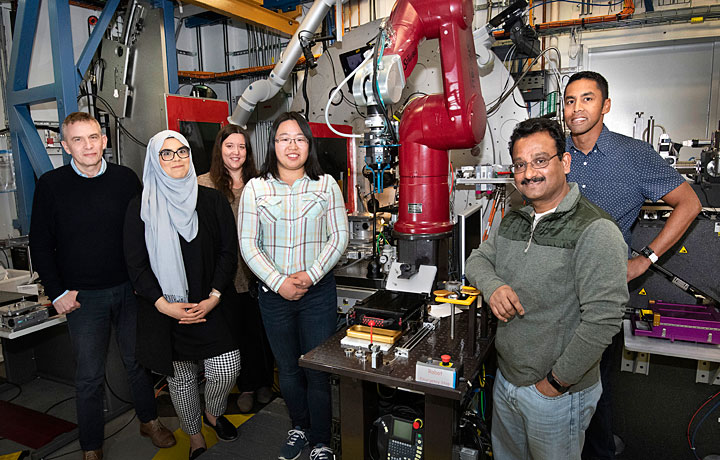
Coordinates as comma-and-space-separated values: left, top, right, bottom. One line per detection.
564, 71, 701, 460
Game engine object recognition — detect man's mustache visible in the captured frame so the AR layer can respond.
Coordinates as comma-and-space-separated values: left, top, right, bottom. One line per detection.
521, 176, 545, 185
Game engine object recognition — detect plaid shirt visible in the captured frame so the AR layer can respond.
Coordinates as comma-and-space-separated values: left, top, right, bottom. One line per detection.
239, 173, 349, 293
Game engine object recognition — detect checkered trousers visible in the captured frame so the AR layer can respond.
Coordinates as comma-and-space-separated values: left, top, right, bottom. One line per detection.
167, 349, 241, 435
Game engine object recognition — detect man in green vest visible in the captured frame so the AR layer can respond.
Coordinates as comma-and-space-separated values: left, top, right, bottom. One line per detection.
466, 117, 629, 459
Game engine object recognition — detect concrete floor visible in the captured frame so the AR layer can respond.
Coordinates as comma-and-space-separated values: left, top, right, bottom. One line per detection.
0, 376, 314, 460
0, 376, 180, 459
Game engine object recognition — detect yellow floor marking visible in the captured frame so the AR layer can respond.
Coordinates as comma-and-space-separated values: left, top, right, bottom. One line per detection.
152, 413, 255, 459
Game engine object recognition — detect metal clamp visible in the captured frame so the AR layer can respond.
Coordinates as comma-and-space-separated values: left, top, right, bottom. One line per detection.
395, 318, 439, 358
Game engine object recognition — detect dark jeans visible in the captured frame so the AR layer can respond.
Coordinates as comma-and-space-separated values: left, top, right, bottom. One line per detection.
66, 282, 157, 450
582, 331, 621, 460
236, 291, 275, 392
258, 273, 337, 446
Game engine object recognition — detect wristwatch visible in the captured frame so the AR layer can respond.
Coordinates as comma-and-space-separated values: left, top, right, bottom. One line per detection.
209, 290, 221, 300
546, 370, 570, 394
640, 246, 659, 264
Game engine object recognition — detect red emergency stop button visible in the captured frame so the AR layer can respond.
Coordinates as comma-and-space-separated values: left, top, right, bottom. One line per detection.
413, 420, 420, 430
441, 354, 451, 363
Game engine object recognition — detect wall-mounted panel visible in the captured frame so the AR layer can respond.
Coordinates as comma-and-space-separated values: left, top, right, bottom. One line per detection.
588, 40, 716, 155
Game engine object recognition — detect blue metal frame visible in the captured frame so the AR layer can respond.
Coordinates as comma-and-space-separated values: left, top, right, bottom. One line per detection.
76, 0, 123, 84
162, 0, 179, 94
8, 0, 56, 234
263, 0, 312, 13
48, 0, 79, 126
183, 11, 227, 29
7, 0, 178, 234
148, 0, 179, 93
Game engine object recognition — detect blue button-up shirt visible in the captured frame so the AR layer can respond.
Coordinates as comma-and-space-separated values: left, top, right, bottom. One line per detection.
70, 157, 107, 178
566, 125, 685, 247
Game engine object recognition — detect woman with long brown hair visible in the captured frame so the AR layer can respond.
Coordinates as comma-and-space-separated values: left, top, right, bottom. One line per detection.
198, 124, 275, 413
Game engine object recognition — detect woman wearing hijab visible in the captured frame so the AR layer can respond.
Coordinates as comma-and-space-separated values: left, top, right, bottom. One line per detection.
239, 112, 349, 460
197, 124, 275, 413
124, 130, 240, 459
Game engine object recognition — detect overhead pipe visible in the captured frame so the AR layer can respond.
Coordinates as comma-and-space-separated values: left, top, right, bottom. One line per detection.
227, 0, 337, 127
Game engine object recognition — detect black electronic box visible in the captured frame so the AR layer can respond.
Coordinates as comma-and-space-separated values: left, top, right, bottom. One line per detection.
348, 290, 425, 331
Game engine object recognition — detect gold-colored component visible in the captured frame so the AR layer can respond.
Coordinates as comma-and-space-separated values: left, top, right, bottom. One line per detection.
346, 325, 401, 344
435, 294, 478, 306
181, 0, 299, 36
461, 286, 480, 296
433, 289, 452, 297
653, 313, 661, 327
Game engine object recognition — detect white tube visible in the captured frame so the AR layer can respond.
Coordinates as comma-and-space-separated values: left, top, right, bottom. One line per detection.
324, 52, 372, 138
335, 0, 342, 42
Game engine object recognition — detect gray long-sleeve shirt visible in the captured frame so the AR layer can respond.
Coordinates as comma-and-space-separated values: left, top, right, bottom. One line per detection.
466, 183, 629, 391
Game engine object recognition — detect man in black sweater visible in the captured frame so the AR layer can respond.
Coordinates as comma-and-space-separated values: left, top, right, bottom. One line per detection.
29, 112, 175, 460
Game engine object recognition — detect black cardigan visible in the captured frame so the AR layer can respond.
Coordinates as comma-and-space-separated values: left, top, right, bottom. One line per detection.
124, 186, 240, 376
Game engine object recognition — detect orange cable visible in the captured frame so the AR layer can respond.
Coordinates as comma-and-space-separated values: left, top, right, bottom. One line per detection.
483, 191, 500, 241
492, 0, 635, 38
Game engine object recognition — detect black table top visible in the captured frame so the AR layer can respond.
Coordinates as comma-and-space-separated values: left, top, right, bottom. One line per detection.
300, 311, 495, 400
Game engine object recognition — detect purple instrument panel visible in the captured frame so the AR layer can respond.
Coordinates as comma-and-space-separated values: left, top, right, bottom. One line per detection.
631, 301, 720, 345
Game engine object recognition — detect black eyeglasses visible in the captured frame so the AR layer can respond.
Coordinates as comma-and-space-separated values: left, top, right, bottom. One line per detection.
159, 147, 190, 161
275, 136, 308, 146
511, 152, 563, 173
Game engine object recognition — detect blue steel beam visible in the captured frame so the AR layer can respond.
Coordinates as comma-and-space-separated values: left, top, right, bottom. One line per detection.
162, 0, 179, 94
263, 0, 311, 13
10, 106, 55, 231
8, 0, 40, 93
8, 0, 42, 234
9, 0, 177, 233
7, 84, 56, 107
75, 0, 122, 85
8, 0, 123, 233
10, 115, 36, 234
48, 0, 78, 153
12, 106, 55, 176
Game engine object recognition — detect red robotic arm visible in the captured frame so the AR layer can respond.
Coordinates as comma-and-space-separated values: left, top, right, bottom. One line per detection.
384, 0, 487, 235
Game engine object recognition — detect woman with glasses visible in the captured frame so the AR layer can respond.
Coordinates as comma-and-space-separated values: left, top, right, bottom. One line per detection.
125, 130, 241, 459
239, 112, 348, 460
197, 124, 275, 414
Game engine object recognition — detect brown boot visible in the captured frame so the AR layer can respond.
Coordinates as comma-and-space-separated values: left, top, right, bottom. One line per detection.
236, 391, 254, 413
140, 418, 177, 448
82, 449, 103, 460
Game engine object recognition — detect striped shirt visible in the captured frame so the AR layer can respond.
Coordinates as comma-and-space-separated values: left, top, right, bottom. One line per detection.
239, 173, 349, 293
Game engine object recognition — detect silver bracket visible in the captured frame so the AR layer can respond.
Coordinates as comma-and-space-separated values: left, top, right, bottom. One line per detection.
395, 319, 438, 359
696, 360, 720, 385
621, 346, 650, 375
